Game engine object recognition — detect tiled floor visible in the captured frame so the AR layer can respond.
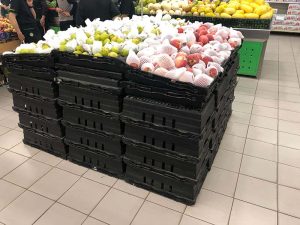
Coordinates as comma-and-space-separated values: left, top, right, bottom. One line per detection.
0, 34, 300, 225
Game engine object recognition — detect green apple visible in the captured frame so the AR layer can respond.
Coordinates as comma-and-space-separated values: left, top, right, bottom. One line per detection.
82, 52, 89, 55
86, 38, 94, 45
85, 32, 91, 38
132, 38, 141, 44
101, 47, 109, 57
94, 34, 101, 41
75, 45, 84, 52
59, 44, 67, 52
42, 43, 50, 49
137, 26, 144, 34
103, 38, 110, 45
116, 37, 124, 43
94, 53, 103, 58
70, 33, 76, 39
108, 52, 118, 58
73, 50, 82, 55
120, 48, 129, 57
111, 46, 119, 54
99, 32, 109, 41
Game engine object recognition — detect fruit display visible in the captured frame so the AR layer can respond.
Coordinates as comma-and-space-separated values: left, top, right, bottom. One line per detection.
10, 14, 243, 88
0, 17, 15, 33
135, 0, 274, 19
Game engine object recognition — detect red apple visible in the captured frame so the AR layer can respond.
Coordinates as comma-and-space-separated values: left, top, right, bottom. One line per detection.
187, 53, 202, 67
170, 39, 182, 50
178, 27, 184, 33
202, 56, 213, 65
175, 55, 187, 68
199, 35, 209, 45
207, 34, 214, 41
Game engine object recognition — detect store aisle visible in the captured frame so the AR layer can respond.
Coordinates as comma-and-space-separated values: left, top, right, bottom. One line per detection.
0, 34, 300, 225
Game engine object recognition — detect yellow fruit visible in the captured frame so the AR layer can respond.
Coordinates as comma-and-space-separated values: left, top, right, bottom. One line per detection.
228, 2, 240, 9
250, 3, 260, 9
191, 6, 198, 13
260, 10, 273, 19
255, 0, 264, 5
244, 12, 259, 18
193, 12, 200, 16
224, 7, 236, 14
241, 4, 253, 13
254, 5, 268, 15
236, 9, 245, 14
232, 13, 245, 18
220, 12, 232, 18
215, 5, 224, 13
205, 12, 216, 17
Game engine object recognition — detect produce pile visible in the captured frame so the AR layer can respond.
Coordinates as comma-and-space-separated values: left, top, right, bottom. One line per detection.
136, 0, 274, 19
0, 18, 15, 33
11, 14, 243, 87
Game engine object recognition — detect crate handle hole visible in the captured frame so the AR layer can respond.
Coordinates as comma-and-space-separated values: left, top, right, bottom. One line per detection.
85, 119, 87, 126
162, 162, 165, 170
93, 121, 96, 128
170, 165, 174, 172
75, 96, 77, 103
144, 157, 147, 163
95, 142, 98, 148
152, 138, 155, 145
100, 124, 103, 130
152, 159, 155, 166
151, 114, 154, 123
86, 139, 90, 146
143, 177, 146, 183
172, 119, 176, 128
142, 113, 146, 121
162, 141, 166, 148
101, 144, 104, 150
81, 98, 84, 105
151, 179, 154, 186
78, 118, 81, 124
143, 136, 147, 143
171, 144, 175, 151
80, 137, 83, 144
161, 183, 164, 189
162, 117, 166, 126
97, 102, 101, 109
90, 100, 93, 107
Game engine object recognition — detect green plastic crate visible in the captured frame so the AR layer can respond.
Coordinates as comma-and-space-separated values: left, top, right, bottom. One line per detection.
238, 41, 264, 77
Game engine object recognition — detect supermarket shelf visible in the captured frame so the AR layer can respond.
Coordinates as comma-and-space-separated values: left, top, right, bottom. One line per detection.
271, 29, 300, 33
267, 1, 300, 3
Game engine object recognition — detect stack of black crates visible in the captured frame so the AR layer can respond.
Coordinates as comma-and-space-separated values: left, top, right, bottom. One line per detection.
121, 49, 239, 205
3, 54, 67, 157
2, 47, 239, 205
55, 52, 126, 176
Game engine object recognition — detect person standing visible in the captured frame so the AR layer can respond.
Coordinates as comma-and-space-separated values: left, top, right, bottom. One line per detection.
33, 0, 47, 35
0, 0, 10, 18
8, 0, 42, 43
57, 0, 76, 31
119, 0, 134, 18
76, 0, 120, 26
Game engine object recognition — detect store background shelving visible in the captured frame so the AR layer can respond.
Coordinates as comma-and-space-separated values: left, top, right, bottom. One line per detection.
267, 1, 300, 33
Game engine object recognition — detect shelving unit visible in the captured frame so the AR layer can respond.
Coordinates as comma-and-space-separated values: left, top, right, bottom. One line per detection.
268, 2, 300, 33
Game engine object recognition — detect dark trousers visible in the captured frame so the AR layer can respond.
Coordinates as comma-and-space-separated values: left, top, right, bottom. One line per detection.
60, 20, 74, 31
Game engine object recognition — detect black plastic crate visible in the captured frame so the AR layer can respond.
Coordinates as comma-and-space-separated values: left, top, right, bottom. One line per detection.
18, 111, 63, 137
122, 94, 215, 135
54, 51, 128, 73
56, 64, 123, 81
63, 121, 123, 156
57, 70, 122, 89
12, 91, 62, 119
215, 57, 239, 108
58, 82, 122, 113
68, 142, 124, 176
124, 159, 209, 205
124, 137, 210, 180
123, 81, 215, 109
23, 128, 67, 158
9, 74, 58, 98
2, 53, 54, 68
123, 118, 212, 158
6, 64, 55, 81
61, 103, 122, 134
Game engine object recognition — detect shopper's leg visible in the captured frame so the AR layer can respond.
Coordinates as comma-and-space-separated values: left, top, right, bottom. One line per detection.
59, 21, 73, 31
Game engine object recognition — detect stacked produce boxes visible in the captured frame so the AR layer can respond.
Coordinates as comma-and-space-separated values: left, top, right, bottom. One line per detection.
121, 49, 239, 205
55, 52, 126, 176
3, 54, 67, 157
